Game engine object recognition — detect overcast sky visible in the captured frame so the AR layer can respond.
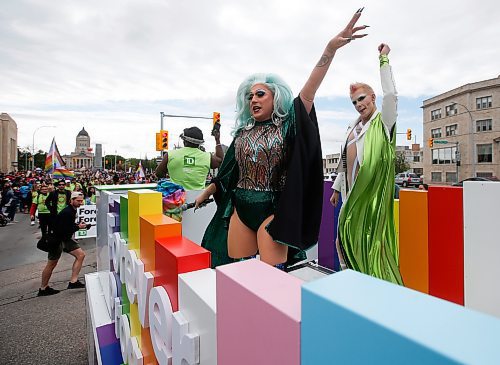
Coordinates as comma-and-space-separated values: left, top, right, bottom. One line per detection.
1, 0, 498, 159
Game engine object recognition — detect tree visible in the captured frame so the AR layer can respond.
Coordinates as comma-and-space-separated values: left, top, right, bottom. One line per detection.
395, 151, 410, 174
17, 148, 32, 171
34, 150, 47, 169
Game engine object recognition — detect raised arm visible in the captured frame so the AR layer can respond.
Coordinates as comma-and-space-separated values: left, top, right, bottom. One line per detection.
210, 129, 223, 169
378, 43, 398, 134
300, 8, 368, 113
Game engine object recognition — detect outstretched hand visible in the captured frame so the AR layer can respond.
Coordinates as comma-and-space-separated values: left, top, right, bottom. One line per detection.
328, 8, 369, 51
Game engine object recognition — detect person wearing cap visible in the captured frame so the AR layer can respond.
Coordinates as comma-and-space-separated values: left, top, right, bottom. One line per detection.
155, 126, 223, 190
38, 191, 88, 296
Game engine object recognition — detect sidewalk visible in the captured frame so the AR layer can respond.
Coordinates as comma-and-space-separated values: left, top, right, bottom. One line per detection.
0, 231, 97, 364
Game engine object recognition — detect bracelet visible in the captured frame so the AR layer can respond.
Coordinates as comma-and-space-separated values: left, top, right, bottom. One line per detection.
379, 54, 389, 67
215, 144, 222, 147
301, 94, 314, 103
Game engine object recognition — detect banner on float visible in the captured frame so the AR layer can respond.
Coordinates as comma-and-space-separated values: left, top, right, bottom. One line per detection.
75, 204, 97, 238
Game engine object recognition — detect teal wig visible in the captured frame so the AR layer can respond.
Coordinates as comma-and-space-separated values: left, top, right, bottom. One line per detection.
233, 73, 294, 136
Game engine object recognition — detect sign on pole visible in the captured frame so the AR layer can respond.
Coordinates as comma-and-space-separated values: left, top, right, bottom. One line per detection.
75, 204, 97, 239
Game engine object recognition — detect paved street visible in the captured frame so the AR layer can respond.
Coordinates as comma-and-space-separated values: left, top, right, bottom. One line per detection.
0, 212, 97, 365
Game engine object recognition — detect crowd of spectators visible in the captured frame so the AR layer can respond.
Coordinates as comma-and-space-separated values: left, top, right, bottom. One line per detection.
0, 168, 159, 223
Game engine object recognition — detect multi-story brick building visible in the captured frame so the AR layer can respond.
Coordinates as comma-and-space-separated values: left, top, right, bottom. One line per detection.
422, 76, 500, 184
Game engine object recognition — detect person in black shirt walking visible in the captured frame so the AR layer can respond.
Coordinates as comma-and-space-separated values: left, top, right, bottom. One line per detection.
38, 191, 88, 296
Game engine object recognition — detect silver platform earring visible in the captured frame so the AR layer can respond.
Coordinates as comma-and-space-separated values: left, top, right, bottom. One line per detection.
271, 112, 283, 127
244, 116, 256, 130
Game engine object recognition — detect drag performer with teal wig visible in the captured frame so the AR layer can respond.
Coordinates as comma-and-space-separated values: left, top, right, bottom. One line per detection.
196, 9, 369, 269
330, 43, 403, 285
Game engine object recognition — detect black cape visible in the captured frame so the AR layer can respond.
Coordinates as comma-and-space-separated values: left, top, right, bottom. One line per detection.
201, 97, 324, 267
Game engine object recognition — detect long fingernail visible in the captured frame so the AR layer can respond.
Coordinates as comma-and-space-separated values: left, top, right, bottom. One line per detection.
364, 25, 370, 27
356, 8, 361, 13
359, 7, 365, 13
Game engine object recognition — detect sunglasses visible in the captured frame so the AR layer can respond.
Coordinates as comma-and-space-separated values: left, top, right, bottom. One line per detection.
352, 94, 367, 106
247, 89, 267, 101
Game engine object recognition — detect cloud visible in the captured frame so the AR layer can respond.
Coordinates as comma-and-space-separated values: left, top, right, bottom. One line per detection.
1, 0, 498, 158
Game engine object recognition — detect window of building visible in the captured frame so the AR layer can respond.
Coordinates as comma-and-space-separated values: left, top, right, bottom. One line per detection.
445, 124, 457, 136
413, 155, 420, 162
431, 109, 442, 120
477, 144, 493, 163
438, 148, 445, 164
446, 172, 457, 183
444, 148, 452, 164
476, 96, 492, 110
431, 128, 442, 138
477, 172, 493, 178
476, 119, 492, 132
432, 149, 438, 165
432, 147, 457, 165
445, 104, 457, 117
431, 172, 442, 182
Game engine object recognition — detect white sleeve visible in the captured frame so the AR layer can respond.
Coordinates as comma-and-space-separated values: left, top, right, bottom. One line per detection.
380, 63, 397, 135
332, 171, 343, 192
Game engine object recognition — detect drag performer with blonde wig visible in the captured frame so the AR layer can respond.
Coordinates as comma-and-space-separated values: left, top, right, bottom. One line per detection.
196, 9, 369, 268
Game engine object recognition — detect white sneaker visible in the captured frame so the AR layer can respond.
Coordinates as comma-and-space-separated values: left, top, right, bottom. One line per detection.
30, 221, 35, 226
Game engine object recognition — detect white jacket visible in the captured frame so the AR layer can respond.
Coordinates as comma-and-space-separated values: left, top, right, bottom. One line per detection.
332, 60, 398, 198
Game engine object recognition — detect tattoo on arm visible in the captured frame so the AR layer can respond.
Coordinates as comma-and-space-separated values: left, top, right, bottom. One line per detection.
316, 54, 331, 67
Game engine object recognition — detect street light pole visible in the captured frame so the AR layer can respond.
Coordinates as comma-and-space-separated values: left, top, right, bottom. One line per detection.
451, 101, 475, 178
32, 125, 55, 171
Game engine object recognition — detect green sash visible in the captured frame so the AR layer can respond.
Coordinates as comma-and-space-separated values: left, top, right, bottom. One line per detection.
338, 113, 403, 285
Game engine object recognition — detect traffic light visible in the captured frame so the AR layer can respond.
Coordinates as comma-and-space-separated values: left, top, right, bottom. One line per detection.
160, 130, 169, 150
406, 128, 412, 140
155, 132, 162, 151
428, 138, 434, 148
212, 112, 221, 136
213, 112, 220, 125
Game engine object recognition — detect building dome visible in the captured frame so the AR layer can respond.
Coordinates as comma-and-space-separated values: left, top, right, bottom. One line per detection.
77, 127, 89, 137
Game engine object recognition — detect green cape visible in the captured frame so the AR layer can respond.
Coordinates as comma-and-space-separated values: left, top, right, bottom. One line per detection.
338, 113, 403, 285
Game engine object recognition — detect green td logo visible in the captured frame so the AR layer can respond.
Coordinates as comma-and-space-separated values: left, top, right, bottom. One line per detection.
184, 156, 195, 166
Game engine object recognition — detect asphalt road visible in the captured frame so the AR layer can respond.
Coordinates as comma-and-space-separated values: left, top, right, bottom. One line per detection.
0, 212, 97, 365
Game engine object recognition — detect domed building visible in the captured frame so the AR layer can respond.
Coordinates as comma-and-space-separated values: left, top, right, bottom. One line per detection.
62, 127, 94, 170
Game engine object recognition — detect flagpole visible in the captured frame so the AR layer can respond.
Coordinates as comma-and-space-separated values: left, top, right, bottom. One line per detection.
32, 125, 55, 171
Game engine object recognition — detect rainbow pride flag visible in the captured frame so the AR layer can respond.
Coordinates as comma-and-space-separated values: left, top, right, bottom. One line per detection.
135, 160, 145, 180
44, 138, 66, 173
53, 168, 75, 180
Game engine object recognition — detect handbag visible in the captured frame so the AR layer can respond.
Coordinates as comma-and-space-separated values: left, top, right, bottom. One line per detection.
36, 235, 60, 252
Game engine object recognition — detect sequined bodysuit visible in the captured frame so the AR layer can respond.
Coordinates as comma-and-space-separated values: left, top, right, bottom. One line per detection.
232, 120, 287, 231
235, 120, 286, 192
